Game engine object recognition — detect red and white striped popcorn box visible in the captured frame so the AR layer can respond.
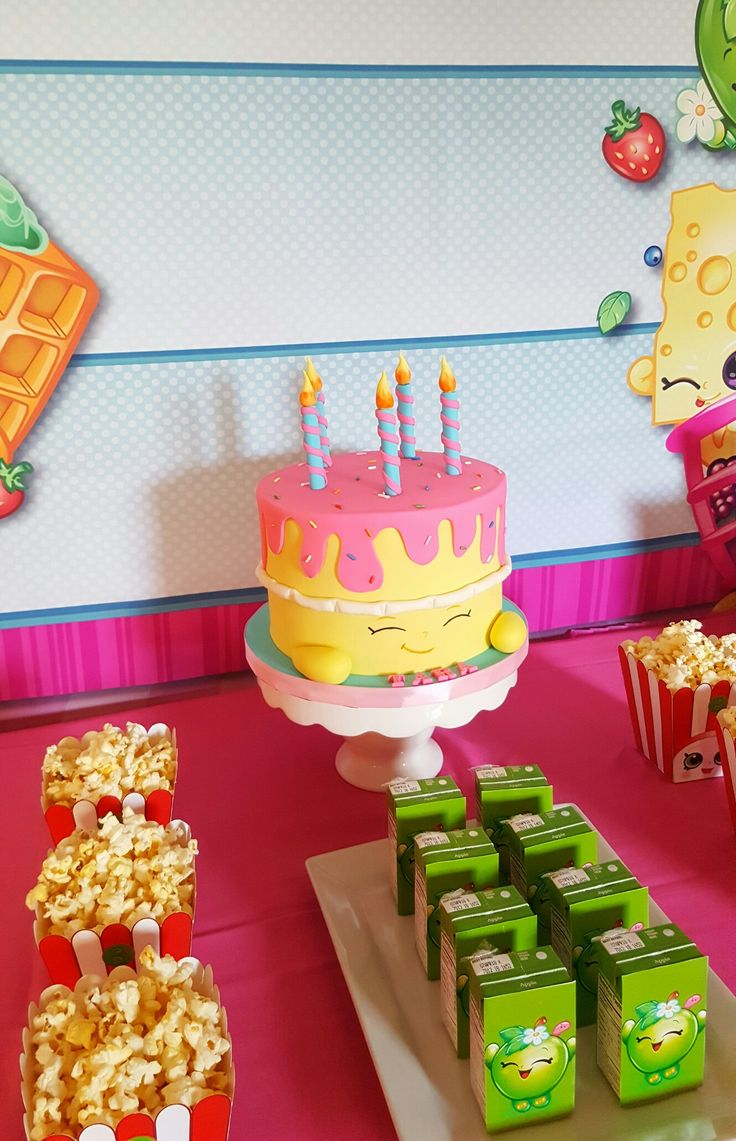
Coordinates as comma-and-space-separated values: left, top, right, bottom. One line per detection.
21, 959, 233, 1141
715, 713, 736, 832
34, 819, 195, 987
42, 724, 178, 847
618, 645, 736, 783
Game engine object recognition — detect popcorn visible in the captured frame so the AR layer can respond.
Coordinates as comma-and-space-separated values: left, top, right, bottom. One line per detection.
621, 620, 736, 692
43, 723, 177, 806
26, 949, 231, 1140
27, 808, 196, 937
719, 705, 736, 738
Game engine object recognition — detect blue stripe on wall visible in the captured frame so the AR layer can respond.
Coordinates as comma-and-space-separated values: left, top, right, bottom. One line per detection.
70, 322, 660, 369
0, 532, 701, 630
0, 61, 701, 79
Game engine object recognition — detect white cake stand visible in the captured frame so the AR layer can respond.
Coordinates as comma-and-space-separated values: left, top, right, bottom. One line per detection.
244, 604, 528, 791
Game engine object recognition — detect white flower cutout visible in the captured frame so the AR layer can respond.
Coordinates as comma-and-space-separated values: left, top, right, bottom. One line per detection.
676, 79, 723, 144
655, 998, 681, 1020
522, 1025, 550, 1046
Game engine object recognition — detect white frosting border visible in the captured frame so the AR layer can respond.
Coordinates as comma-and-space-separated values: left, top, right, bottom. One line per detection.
255, 560, 511, 615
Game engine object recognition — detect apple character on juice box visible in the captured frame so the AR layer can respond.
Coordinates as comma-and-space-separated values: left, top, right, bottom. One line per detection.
486, 1017, 576, 1114
622, 992, 706, 1085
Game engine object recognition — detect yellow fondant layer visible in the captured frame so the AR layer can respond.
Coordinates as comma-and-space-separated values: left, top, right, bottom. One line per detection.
267, 581, 503, 678
264, 514, 502, 602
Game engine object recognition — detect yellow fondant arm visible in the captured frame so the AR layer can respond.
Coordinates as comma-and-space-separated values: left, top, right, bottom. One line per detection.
291, 645, 352, 685
489, 610, 527, 654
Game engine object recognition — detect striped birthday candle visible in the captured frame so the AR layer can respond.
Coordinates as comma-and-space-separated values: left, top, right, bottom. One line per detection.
375, 370, 401, 495
300, 372, 327, 489
395, 350, 416, 459
439, 356, 461, 475
305, 356, 332, 466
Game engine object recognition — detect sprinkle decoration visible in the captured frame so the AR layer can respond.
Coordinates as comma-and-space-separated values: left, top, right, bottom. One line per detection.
375, 370, 402, 496
299, 373, 327, 490
305, 357, 332, 467
439, 356, 461, 476
395, 351, 416, 459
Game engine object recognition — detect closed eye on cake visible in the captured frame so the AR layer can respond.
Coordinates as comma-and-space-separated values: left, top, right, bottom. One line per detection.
443, 609, 472, 626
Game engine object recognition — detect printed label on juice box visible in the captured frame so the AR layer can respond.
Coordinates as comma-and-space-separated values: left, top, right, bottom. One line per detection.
388, 811, 398, 901
415, 868, 429, 971
510, 850, 527, 896
442, 892, 481, 914
597, 971, 623, 1094
550, 905, 573, 972
549, 867, 590, 888
470, 992, 486, 1113
387, 779, 423, 795
415, 831, 451, 849
471, 951, 514, 975
474, 766, 509, 780
509, 813, 544, 832
600, 930, 645, 955
440, 929, 458, 1045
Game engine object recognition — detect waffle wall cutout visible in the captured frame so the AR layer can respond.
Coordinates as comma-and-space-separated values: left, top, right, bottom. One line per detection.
0, 175, 98, 466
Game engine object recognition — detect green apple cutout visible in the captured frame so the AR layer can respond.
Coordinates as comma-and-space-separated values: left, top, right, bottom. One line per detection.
696, 0, 736, 148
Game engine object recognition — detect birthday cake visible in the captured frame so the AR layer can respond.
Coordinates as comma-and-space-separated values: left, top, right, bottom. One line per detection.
255, 356, 526, 685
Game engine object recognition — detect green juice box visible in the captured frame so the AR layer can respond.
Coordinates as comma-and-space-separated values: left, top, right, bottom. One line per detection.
473, 765, 553, 883
468, 947, 576, 1132
386, 776, 466, 915
414, 828, 499, 980
596, 924, 708, 1105
545, 860, 650, 1026
501, 807, 598, 942
439, 885, 537, 1058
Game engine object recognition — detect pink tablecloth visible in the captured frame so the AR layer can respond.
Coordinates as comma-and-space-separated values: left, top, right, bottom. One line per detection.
3, 618, 735, 1140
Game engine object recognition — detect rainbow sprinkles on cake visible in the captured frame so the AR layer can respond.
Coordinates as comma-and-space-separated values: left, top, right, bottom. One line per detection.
255, 355, 527, 686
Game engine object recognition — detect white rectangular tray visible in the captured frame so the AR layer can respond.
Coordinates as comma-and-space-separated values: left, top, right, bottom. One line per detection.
307, 826, 736, 1141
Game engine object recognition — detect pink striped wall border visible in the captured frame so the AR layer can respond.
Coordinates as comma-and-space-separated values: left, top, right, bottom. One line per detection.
0, 543, 722, 702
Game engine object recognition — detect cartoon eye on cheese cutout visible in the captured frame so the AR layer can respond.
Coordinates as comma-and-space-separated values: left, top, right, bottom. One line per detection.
627, 183, 736, 468
0, 174, 98, 515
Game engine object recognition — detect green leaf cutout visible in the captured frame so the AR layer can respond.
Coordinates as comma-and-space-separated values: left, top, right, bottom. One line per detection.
709, 695, 728, 714
597, 291, 632, 335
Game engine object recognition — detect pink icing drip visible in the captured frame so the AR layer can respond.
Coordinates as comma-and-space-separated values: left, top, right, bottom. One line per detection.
257, 451, 506, 593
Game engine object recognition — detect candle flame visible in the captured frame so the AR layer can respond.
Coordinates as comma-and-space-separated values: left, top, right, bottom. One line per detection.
395, 351, 411, 385
305, 356, 323, 392
376, 370, 394, 409
438, 356, 456, 393
300, 372, 317, 407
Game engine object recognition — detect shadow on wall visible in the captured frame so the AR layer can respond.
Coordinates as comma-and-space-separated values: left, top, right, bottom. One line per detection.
151, 368, 293, 598
632, 499, 722, 611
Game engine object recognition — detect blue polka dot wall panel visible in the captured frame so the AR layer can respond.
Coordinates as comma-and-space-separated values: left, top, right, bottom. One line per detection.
0, 51, 729, 698
2, 72, 727, 353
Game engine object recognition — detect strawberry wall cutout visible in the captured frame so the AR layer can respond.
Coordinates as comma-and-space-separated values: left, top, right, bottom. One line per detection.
601, 100, 666, 182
